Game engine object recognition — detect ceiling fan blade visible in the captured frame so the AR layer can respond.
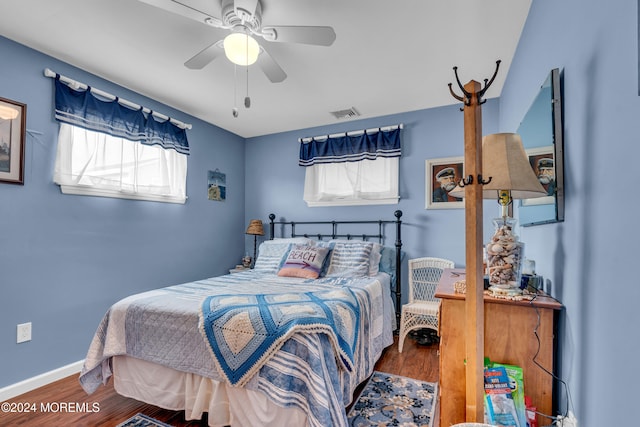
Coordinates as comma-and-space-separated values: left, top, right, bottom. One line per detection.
260, 26, 336, 46
137, 0, 224, 28
184, 41, 224, 69
256, 46, 287, 83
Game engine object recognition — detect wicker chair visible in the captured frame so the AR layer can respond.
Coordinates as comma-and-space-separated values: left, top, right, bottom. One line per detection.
398, 257, 454, 353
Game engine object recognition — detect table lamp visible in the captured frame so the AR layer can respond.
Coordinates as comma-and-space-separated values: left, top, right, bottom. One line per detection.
449, 132, 547, 296
245, 219, 265, 268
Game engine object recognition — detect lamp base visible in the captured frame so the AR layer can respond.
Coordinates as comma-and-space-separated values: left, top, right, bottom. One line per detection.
486, 216, 523, 291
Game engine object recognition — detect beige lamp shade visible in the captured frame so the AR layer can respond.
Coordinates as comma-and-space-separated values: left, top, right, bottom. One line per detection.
245, 219, 265, 236
449, 133, 547, 200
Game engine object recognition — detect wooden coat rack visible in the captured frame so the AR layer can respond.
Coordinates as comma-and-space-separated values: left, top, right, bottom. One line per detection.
448, 60, 501, 422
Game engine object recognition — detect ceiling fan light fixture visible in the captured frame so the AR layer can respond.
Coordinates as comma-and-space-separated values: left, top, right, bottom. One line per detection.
223, 32, 259, 66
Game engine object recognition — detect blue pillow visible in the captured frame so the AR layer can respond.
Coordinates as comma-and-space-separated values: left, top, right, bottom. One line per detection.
379, 246, 405, 284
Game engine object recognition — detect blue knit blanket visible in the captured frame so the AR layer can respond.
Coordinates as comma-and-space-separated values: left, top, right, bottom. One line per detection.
200, 287, 360, 387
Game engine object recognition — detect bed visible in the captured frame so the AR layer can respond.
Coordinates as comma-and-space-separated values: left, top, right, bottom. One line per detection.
79, 211, 403, 427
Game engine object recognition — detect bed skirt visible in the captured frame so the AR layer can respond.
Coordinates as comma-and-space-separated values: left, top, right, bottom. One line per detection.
113, 355, 308, 427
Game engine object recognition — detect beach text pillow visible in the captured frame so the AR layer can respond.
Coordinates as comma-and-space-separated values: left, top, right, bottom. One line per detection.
277, 245, 330, 279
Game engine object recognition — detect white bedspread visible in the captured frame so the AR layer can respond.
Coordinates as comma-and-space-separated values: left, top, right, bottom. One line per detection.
79, 271, 395, 427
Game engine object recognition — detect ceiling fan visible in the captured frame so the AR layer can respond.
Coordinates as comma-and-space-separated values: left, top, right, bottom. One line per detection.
138, 0, 336, 83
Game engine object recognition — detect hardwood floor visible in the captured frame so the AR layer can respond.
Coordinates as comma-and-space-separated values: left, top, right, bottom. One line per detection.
0, 335, 439, 427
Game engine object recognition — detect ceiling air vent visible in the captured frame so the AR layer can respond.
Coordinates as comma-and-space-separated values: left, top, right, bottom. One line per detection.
330, 107, 360, 120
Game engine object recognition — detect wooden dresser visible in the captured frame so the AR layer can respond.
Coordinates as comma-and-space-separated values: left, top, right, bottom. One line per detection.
436, 268, 562, 426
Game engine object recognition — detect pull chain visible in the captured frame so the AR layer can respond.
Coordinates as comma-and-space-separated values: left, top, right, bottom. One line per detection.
245, 33, 251, 108
232, 64, 239, 117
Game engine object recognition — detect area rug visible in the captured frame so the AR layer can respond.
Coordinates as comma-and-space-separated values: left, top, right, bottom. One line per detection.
116, 413, 174, 427
347, 371, 438, 427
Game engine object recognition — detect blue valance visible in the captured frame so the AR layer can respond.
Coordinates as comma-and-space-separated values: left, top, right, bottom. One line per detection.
54, 77, 190, 155
299, 127, 401, 166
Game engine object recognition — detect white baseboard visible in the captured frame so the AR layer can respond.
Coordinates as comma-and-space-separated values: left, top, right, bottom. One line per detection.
0, 360, 84, 402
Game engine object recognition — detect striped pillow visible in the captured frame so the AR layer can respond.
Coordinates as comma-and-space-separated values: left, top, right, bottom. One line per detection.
325, 241, 374, 277
253, 242, 293, 273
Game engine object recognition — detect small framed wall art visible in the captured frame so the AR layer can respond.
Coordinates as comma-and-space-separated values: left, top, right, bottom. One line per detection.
207, 169, 226, 201
425, 156, 464, 209
0, 97, 26, 185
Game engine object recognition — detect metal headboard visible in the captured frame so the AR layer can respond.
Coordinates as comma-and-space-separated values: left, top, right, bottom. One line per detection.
268, 210, 403, 328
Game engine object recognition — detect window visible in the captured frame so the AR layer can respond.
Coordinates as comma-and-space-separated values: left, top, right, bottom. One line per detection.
54, 124, 188, 203
303, 157, 399, 206
51, 75, 190, 204
300, 126, 401, 207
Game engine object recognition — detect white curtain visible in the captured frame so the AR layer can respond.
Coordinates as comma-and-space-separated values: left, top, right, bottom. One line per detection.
303, 157, 399, 206
54, 124, 188, 204
300, 126, 401, 207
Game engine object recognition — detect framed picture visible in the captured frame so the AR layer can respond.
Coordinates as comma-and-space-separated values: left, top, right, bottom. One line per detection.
521, 145, 555, 206
0, 97, 26, 185
425, 156, 464, 209
207, 169, 226, 201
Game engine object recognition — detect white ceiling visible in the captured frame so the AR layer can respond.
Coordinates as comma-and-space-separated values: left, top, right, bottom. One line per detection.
0, 0, 531, 138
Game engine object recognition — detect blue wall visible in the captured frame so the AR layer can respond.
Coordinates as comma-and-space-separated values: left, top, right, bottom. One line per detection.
500, 1, 639, 425
0, 36, 246, 387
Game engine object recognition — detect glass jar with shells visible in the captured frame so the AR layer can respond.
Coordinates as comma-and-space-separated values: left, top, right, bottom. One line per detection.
485, 217, 524, 295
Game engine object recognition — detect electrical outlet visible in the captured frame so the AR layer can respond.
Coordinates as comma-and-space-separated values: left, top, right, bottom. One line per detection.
17, 322, 32, 343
